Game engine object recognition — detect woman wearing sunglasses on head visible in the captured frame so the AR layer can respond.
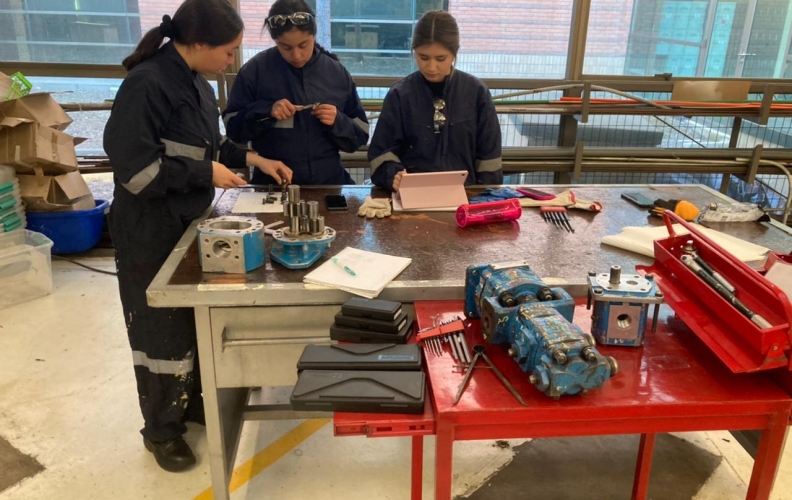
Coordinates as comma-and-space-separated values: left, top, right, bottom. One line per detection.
104, 0, 292, 473
223, 0, 369, 186
368, 10, 502, 192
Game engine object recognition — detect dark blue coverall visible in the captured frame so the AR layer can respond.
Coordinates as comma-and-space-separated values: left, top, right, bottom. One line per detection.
104, 42, 247, 442
223, 47, 369, 185
368, 69, 503, 191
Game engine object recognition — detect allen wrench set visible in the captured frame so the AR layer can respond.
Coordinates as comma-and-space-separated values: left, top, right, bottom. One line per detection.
417, 316, 528, 406
416, 317, 471, 365
540, 206, 574, 233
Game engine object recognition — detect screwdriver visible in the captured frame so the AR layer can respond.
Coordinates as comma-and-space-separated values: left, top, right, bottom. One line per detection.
681, 255, 772, 329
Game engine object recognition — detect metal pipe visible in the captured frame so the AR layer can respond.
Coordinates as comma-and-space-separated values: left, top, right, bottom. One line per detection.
309, 218, 320, 235
447, 336, 460, 361
495, 84, 672, 110
609, 265, 621, 285
307, 201, 319, 219
288, 185, 300, 203
755, 159, 792, 225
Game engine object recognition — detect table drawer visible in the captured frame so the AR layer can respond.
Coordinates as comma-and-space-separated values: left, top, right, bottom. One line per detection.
209, 305, 337, 388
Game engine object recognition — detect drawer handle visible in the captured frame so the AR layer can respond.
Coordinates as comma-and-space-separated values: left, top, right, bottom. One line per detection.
221, 330, 331, 350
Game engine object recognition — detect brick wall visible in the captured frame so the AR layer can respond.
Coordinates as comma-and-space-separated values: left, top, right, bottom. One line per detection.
587, 0, 634, 57
135, 0, 276, 54
137, 0, 184, 33
449, 0, 634, 58
239, 1, 276, 54
450, 1, 574, 56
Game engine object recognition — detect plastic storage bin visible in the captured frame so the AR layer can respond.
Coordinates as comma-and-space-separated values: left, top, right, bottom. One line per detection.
0, 230, 53, 310
0, 165, 25, 233
26, 199, 109, 254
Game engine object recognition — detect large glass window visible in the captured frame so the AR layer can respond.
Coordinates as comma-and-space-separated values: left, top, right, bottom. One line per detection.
25, 77, 121, 156
25, 76, 219, 156
240, 0, 572, 78
585, 0, 792, 77
454, 2, 572, 79
240, 0, 447, 75
0, 0, 184, 65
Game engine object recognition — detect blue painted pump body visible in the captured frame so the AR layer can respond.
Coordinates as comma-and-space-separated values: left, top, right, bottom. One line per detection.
197, 226, 265, 273
465, 262, 617, 398
242, 231, 266, 272
270, 236, 335, 270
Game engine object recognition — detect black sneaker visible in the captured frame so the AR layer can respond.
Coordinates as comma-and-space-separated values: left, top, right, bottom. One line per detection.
143, 436, 197, 472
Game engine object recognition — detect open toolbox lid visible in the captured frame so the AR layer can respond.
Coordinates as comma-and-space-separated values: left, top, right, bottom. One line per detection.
639, 211, 792, 373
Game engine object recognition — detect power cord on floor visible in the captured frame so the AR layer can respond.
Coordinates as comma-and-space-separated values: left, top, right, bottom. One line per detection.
52, 255, 118, 276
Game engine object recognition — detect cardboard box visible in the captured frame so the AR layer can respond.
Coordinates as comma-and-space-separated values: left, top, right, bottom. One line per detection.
671, 80, 751, 102
0, 117, 83, 175
0, 92, 72, 131
0, 73, 14, 102
18, 171, 95, 212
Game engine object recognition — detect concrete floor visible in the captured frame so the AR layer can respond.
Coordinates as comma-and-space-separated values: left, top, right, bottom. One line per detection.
1, 259, 792, 500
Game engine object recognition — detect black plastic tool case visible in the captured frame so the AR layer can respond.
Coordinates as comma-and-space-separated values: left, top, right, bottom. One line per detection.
297, 344, 422, 371
290, 370, 425, 414
329, 316, 414, 343
341, 297, 403, 321
334, 310, 409, 333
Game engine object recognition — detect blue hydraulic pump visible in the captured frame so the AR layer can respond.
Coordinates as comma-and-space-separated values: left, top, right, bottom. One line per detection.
464, 262, 618, 398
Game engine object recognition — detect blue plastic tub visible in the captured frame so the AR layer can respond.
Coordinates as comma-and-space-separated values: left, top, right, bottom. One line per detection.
26, 199, 109, 254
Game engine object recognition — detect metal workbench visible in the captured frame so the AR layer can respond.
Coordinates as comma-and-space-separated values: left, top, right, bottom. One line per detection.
147, 184, 792, 500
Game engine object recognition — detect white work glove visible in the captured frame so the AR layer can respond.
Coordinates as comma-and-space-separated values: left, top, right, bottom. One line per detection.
357, 196, 392, 219
519, 190, 603, 212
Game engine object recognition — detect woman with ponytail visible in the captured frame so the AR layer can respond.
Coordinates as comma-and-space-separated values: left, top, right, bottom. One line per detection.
104, 0, 291, 473
368, 11, 502, 192
224, 0, 369, 185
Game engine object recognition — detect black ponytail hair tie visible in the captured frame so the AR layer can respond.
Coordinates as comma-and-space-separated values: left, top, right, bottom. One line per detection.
159, 14, 176, 39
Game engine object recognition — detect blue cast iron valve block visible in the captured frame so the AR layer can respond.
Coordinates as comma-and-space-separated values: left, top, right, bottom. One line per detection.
464, 261, 618, 399
197, 216, 266, 274
586, 265, 664, 347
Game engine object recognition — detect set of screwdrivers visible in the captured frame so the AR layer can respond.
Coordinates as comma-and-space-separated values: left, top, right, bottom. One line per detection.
540, 206, 575, 233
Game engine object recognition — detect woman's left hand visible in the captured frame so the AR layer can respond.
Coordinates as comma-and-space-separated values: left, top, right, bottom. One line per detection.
311, 104, 337, 126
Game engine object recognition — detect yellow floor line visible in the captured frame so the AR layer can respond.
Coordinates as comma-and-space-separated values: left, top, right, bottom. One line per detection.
193, 419, 330, 500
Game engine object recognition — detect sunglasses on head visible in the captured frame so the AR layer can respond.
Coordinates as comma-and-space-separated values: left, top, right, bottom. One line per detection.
266, 12, 314, 29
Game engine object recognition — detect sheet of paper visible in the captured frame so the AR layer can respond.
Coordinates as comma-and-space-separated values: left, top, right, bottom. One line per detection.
601, 224, 769, 262
232, 191, 284, 214
303, 247, 412, 298
766, 262, 792, 302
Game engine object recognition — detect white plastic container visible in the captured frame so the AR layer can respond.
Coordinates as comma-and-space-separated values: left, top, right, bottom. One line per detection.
0, 230, 53, 310
0, 164, 15, 184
